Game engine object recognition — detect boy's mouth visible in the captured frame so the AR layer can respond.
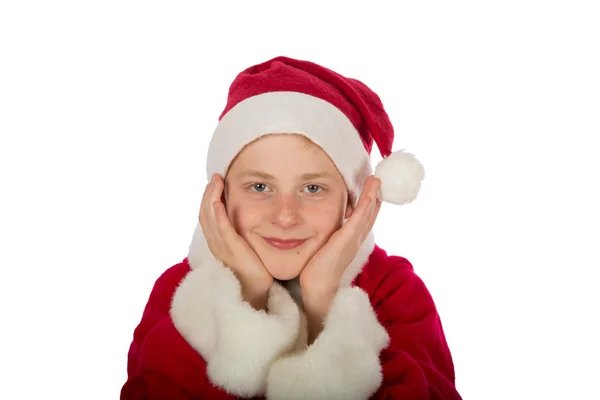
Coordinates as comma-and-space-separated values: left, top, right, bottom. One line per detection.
262, 237, 308, 250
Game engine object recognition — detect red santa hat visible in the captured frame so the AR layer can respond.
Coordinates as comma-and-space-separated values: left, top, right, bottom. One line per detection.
206, 56, 424, 206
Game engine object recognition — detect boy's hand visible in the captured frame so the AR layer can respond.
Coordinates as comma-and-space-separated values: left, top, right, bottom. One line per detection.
299, 176, 382, 343
199, 173, 273, 310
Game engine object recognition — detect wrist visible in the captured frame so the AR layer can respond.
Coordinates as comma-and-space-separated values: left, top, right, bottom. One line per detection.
300, 281, 337, 309
241, 281, 270, 311
300, 288, 337, 345
302, 293, 334, 323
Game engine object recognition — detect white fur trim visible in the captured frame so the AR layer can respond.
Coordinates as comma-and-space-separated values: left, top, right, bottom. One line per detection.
181, 224, 376, 396
187, 223, 216, 270
172, 237, 303, 397
206, 91, 373, 205
266, 287, 390, 400
340, 231, 374, 287
374, 150, 425, 205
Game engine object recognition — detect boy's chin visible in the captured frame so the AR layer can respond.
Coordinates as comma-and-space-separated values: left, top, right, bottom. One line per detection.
262, 259, 307, 281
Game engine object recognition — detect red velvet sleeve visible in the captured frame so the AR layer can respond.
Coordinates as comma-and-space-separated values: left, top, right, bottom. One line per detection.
120, 261, 237, 400
369, 265, 462, 400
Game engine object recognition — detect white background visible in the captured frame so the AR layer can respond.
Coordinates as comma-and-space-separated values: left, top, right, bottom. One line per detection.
1, 1, 599, 399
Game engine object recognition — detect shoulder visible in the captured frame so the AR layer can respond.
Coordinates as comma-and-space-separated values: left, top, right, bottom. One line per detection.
151, 259, 192, 293
355, 246, 436, 321
355, 244, 420, 293
141, 259, 192, 319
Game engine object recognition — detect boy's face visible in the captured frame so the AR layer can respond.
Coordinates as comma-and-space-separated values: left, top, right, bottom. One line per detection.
224, 134, 353, 281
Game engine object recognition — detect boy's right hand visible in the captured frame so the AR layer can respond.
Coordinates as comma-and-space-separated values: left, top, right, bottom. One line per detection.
199, 173, 273, 310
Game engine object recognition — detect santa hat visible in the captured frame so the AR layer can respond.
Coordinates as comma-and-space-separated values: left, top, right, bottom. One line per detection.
206, 56, 424, 206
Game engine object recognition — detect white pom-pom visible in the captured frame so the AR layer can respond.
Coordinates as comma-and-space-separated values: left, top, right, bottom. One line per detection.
374, 150, 425, 205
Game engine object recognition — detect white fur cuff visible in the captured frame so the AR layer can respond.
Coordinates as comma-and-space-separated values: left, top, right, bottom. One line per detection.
266, 287, 390, 400
171, 259, 302, 397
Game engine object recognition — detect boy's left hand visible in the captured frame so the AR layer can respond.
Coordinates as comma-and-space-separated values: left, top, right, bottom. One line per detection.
300, 176, 382, 342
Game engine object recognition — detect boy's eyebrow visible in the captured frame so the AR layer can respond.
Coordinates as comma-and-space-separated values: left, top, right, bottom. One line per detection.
234, 170, 335, 181
235, 169, 276, 180
298, 172, 335, 180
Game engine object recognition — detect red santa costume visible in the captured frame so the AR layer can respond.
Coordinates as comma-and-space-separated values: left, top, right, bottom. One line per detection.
121, 56, 462, 399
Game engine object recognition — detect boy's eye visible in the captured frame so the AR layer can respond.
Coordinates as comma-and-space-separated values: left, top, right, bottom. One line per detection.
251, 183, 268, 192
304, 184, 321, 194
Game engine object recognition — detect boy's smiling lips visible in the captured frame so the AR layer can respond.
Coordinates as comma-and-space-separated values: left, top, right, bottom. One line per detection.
261, 236, 309, 250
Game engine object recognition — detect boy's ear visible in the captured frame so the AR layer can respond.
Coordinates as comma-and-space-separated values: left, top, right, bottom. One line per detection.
222, 178, 228, 206
344, 195, 355, 219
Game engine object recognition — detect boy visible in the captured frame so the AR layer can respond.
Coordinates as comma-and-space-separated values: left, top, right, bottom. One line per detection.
121, 56, 461, 399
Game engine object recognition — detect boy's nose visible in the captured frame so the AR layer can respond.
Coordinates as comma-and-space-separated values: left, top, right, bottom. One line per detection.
271, 194, 302, 229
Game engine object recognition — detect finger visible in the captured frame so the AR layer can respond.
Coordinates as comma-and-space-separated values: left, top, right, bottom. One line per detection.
360, 176, 381, 230
199, 174, 218, 224
353, 182, 381, 238
210, 174, 225, 203
202, 175, 228, 253
355, 176, 374, 205
205, 174, 225, 223
354, 193, 373, 220
364, 199, 381, 237
342, 194, 374, 240
208, 174, 227, 225
362, 195, 378, 231
366, 176, 381, 201
213, 200, 241, 246
199, 180, 212, 221
354, 176, 379, 210
353, 176, 380, 224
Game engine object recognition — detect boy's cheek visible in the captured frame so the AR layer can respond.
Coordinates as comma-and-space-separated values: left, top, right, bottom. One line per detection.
305, 203, 345, 230
227, 202, 266, 231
